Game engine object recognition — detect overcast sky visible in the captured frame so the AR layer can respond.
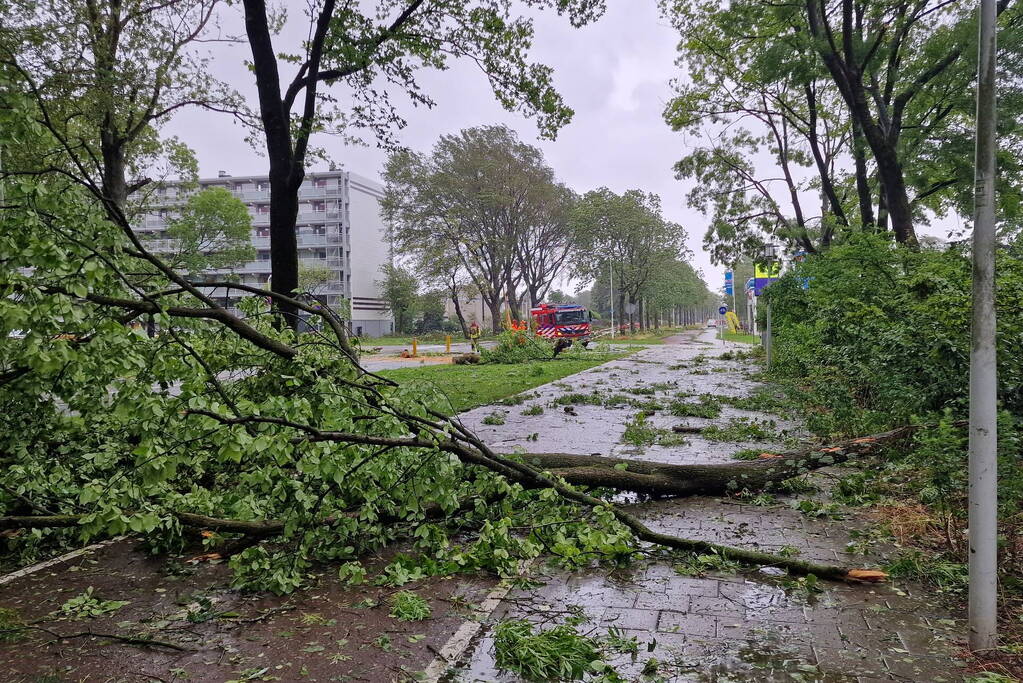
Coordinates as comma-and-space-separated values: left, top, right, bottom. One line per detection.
165, 1, 729, 295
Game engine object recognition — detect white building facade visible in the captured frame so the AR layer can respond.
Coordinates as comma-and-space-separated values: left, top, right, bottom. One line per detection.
137, 170, 393, 337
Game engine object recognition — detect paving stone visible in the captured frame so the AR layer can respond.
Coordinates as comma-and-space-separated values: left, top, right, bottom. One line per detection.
634, 591, 692, 612
883, 652, 964, 681
597, 607, 660, 631
814, 646, 891, 678
688, 595, 744, 617
656, 610, 718, 638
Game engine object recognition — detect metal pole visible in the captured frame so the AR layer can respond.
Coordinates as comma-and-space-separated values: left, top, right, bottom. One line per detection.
969, 0, 999, 651
765, 302, 772, 368
731, 265, 738, 323
752, 295, 758, 340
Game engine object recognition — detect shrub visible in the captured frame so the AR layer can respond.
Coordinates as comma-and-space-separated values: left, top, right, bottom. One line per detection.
480, 330, 556, 364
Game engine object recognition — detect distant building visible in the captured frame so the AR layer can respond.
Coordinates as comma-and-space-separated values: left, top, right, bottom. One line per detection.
136, 170, 393, 336
443, 294, 489, 327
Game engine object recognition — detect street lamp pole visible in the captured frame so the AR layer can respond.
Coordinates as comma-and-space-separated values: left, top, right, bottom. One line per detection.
760, 244, 778, 368
968, 0, 999, 651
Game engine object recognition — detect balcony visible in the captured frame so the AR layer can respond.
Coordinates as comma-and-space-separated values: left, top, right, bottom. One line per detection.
298, 187, 328, 199
298, 234, 328, 246
244, 261, 273, 273
298, 257, 342, 270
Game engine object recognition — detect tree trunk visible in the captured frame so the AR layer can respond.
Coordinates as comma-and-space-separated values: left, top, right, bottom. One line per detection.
852, 124, 875, 229
872, 145, 916, 246
514, 425, 915, 497
805, 83, 848, 236
487, 298, 502, 333
877, 186, 889, 233
243, 0, 303, 328
0, 426, 917, 582
451, 292, 469, 338
100, 132, 129, 210
268, 177, 301, 326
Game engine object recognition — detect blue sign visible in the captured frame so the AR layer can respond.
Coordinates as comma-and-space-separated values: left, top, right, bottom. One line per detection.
724, 282, 733, 296
718, 306, 727, 315
744, 278, 755, 292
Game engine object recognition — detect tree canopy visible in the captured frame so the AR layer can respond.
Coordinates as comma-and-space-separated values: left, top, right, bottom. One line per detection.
156, 187, 255, 276
662, 0, 1023, 262
571, 188, 691, 326
383, 125, 577, 331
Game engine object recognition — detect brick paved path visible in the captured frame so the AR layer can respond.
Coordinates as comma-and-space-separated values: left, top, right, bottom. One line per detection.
447, 329, 966, 682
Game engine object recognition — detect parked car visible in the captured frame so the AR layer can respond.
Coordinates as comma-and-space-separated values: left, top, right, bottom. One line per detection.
706, 319, 717, 328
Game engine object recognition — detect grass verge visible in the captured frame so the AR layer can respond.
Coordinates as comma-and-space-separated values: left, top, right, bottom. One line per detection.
723, 331, 759, 344
377, 354, 624, 414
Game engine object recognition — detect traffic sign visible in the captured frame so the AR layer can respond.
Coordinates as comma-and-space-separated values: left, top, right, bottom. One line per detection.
718, 306, 727, 315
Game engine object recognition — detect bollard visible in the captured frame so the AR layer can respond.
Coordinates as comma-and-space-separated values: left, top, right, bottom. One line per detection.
412, 338, 417, 357
445, 335, 451, 353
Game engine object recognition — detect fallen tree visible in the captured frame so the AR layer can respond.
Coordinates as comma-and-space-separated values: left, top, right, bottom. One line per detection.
0, 59, 894, 593
1, 423, 912, 581
516, 428, 915, 497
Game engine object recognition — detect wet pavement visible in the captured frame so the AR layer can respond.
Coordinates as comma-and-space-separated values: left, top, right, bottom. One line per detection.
446, 328, 968, 682
457, 328, 804, 464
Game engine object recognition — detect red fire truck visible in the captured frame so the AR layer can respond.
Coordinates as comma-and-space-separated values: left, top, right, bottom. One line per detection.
529, 303, 592, 341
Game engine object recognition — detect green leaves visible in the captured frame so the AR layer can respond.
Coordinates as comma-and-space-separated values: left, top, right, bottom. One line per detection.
157, 187, 255, 276
57, 588, 129, 620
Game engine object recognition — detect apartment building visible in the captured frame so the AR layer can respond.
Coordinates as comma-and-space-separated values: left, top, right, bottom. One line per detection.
137, 170, 393, 337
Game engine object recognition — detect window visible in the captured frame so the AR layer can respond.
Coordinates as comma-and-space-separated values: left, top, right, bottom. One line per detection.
257, 250, 270, 261
312, 201, 325, 212
257, 204, 270, 214
556, 309, 587, 325
314, 178, 327, 188
257, 182, 268, 191
312, 225, 326, 235
255, 227, 270, 237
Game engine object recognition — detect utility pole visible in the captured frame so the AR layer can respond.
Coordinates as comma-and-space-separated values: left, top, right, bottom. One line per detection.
969, 0, 999, 652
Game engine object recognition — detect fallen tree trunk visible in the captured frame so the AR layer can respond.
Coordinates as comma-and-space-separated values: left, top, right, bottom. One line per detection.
0, 427, 915, 532
1, 426, 918, 581
513, 425, 917, 497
